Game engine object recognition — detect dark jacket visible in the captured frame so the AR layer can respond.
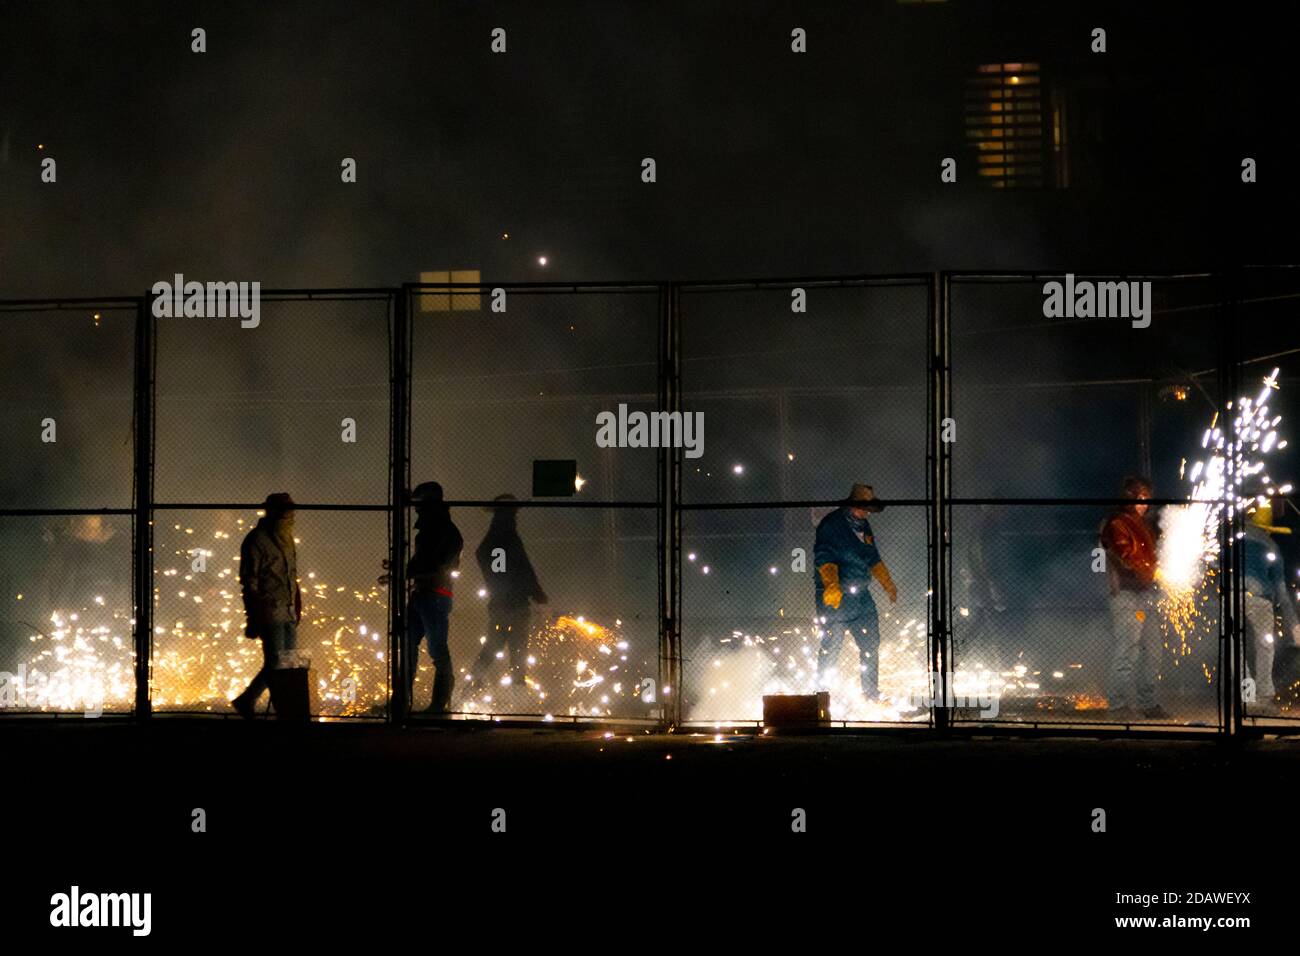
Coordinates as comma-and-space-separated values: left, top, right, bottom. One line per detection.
408, 506, 463, 595
1100, 508, 1159, 593
239, 518, 301, 625
475, 514, 544, 608
813, 507, 882, 618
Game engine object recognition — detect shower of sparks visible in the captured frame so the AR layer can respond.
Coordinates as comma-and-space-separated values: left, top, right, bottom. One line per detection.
10, 512, 657, 719
14, 513, 392, 716
683, 604, 1045, 724
458, 614, 653, 719
1157, 368, 1287, 666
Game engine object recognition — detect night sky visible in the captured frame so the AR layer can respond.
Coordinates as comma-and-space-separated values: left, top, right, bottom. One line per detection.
4, 0, 1298, 296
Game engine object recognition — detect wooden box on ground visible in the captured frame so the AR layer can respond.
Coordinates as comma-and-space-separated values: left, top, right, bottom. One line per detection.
762, 692, 831, 729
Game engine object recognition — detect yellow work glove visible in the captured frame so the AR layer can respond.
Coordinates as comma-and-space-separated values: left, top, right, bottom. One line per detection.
818, 563, 843, 610
872, 561, 898, 604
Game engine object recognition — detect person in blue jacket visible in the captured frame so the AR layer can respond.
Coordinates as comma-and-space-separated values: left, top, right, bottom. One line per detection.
814, 483, 898, 702
1243, 498, 1300, 705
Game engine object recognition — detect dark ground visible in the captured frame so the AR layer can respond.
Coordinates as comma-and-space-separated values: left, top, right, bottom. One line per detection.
3, 720, 1292, 941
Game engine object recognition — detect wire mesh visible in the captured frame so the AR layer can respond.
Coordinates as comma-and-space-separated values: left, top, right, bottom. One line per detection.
678, 281, 931, 724
150, 508, 389, 717
0, 514, 134, 715
681, 504, 929, 726
1237, 268, 1300, 725
407, 287, 663, 721
3, 273, 1292, 734
679, 281, 929, 504
409, 287, 661, 504
950, 276, 1227, 726
153, 295, 392, 504
400, 504, 661, 721
150, 294, 392, 718
0, 302, 137, 716
0, 305, 136, 510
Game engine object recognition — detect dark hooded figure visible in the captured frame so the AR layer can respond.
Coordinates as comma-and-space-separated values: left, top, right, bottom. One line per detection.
405, 481, 463, 713
473, 494, 548, 688
232, 493, 302, 719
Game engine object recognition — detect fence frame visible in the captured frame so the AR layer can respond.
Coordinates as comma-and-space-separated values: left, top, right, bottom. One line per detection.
2, 270, 1297, 736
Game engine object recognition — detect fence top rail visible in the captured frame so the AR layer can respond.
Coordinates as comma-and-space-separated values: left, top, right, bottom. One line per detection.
946, 271, 1216, 283
0, 297, 143, 309
678, 273, 931, 291
405, 281, 660, 293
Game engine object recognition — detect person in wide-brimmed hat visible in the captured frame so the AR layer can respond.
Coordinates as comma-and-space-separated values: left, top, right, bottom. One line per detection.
232, 493, 302, 718
472, 494, 548, 690
813, 483, 897, 703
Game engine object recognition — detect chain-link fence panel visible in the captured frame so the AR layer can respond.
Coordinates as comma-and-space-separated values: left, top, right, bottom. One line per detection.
0, 301, 137, 716
408, 287, 663, 721
951, 275, 1225, 498
950, 275, 1227, 727
0, 304, 136, 510
681, 504, 929, 726
679, 281, 929, 504
951, 503, 1220, 727
677, 280, 931, 725
151, 508, 389, 717
0, 514, 134, 715
152, 293, 393, 718
399, 504, 660, 721
154, 295, 392, 504
1238, 268, 1300, 727
410, 286, 661, 504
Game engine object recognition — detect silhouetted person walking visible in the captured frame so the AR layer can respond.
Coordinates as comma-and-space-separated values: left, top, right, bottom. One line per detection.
405, 481, 463, 714
473, 494, 548, 689
232, 493, 302, 719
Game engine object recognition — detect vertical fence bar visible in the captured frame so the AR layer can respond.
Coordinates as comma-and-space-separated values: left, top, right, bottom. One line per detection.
660, 282, 682, 729
1223, 269, 1243, 736
389, 286, 411, 722
132, 296, 154, 720
930, 273, 952, 731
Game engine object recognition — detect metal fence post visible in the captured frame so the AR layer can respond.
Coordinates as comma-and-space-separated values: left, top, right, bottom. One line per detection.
132, 295, 154, 720
930, 272, 952, 732
660, 282, 683, 729
1222, 268, 1243, 737
389, 286, 411, 722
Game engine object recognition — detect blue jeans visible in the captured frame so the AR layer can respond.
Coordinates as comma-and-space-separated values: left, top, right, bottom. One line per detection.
407, 591, 453, 711
1108, 589, 1159, 711
818, 600, 881, 699
236, 620, 298, 707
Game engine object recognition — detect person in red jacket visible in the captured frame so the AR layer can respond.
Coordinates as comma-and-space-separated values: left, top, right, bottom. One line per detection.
1099, 475, 1168, 721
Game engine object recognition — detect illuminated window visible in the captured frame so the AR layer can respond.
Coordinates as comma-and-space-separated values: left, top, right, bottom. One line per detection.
418, 270, 482, 312
965, 63, 1064, 188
